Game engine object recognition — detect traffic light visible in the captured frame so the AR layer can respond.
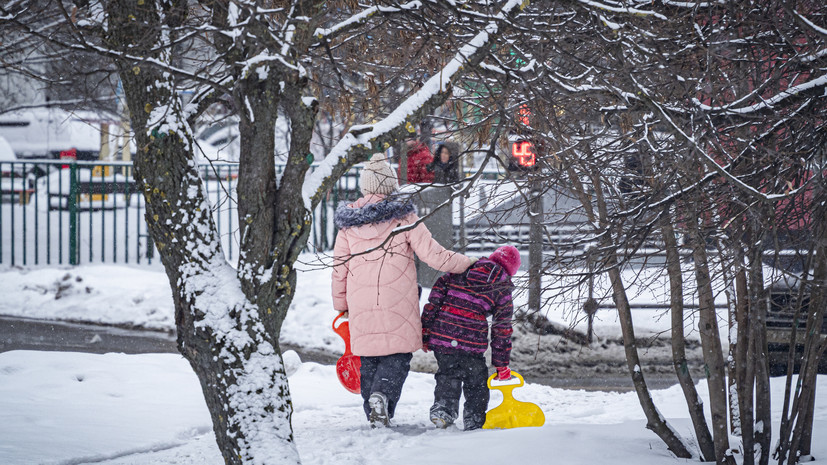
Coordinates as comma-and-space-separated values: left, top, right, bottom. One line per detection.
508, 139, 537, 171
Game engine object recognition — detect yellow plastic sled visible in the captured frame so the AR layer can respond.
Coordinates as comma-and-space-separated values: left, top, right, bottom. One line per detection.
483, 371, 545, 429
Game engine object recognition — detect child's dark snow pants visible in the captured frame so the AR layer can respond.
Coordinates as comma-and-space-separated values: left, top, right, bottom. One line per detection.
359, 352, 413, 421
431, 352, 490, 430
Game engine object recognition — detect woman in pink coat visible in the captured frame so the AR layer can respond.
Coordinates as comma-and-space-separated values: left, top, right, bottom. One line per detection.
332, 153, 472, 428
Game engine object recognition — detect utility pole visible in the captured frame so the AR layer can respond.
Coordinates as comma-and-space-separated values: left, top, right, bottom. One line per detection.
508, 136, 543, 313
527, 173, 543, 314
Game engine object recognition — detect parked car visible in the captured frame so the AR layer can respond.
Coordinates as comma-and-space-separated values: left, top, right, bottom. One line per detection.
194, 118, 240, 164
0, 108, 103, 160
0, 135, 15, 165
766, 272, 827, 375
0, 135, 35, 203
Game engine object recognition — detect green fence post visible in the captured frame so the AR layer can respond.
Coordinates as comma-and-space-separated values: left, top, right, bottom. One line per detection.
68, 163, 79, 265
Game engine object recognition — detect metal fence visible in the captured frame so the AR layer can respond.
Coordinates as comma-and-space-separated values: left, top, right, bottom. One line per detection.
0, 160, 362, 266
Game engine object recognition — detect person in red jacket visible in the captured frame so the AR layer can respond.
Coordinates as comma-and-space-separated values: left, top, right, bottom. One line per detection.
405, 140, 434, 183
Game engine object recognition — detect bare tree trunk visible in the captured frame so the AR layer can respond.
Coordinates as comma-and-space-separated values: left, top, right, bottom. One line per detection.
734, 253, 754, 465
662, 216, 716, 461
783, 222, 827, 464
776, 247, 811, 465
528, 177, 543, 314
118, 73, 300, 465
747, 231, 772, 465
589, 172, 692, 459
723, 251, 741, 438
799, 341, 826, 458
743, 236, 772, 465
687, 210, 734, 465
712, 228, 742, 443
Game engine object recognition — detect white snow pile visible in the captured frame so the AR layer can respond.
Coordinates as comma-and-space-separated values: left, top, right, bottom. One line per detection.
3, 349, 825, 465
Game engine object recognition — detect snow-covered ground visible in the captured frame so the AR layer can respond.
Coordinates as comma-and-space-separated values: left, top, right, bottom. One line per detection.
0, 255, 734, 351
2, 349, 825, 465
1, 259, 818, 464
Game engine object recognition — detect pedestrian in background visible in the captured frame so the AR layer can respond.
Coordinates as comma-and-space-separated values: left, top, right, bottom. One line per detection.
426, 142, 460, 184
405, 139, 434, 183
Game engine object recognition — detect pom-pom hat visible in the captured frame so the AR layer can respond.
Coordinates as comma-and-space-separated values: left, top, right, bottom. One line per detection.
360, 153, 399, 196
489, 245, 521, 276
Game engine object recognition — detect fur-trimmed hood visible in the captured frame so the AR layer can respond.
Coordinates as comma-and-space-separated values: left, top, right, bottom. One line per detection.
334, 193, 416, 229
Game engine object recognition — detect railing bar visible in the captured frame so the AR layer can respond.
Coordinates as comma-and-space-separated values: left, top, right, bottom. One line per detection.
59, 165, 64, 264
136, 184, 141, 264
125, 166, 130, 264
11, 163, 16, 265
228, 169, 233, 262
0, 163, 4, 264
215, 167, 221, 258
69, 163, 80, 265
89, 171, 94, 263
33, 164, 39, 265
46, 165, 51, 264
22, 163, 28, 265
113, 171, 118, 263
101, 166, 106, 263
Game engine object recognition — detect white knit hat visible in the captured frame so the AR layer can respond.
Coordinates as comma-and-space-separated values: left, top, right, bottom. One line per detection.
360, 153, 399, 196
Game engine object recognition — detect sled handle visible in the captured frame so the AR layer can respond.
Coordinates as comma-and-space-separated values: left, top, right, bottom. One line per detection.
488, 370, 525, 390
332, 311, 348, 331
332, 312, 353, 354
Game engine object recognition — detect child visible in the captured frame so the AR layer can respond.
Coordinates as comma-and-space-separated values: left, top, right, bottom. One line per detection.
421, 245, 519, 430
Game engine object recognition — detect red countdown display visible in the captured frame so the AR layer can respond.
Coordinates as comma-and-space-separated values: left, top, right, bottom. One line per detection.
511, 140, 536, 169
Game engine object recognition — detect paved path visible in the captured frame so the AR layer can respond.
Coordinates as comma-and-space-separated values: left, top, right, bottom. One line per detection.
0, 315, 178, 354
0, 315, 338, 363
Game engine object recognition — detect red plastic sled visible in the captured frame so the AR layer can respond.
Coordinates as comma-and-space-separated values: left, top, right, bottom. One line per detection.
332, 312, 361, 394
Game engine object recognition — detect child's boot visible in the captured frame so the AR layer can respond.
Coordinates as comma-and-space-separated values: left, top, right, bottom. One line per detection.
429, 402, 457, 429
368, 392, 390, 428
463, 412, 486, 431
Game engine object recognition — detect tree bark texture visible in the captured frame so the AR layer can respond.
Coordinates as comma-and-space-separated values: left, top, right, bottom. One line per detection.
106, 1, 302, 463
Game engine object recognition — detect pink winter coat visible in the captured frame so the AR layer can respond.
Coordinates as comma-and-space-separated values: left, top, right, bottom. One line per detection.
332, 194, 471, 357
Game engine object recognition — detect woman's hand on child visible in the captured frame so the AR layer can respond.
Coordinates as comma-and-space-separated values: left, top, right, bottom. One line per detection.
496, 366, 511, 381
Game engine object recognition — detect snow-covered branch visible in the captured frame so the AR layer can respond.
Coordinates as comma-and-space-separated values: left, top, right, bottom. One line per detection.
313, 0, 424, 42
575, 0, 667, 21
660, 0, 723, 6
302, 0, 528, 211
793, 9, 827, 38
692, 74, 827, 115
632, 76, 808, 203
